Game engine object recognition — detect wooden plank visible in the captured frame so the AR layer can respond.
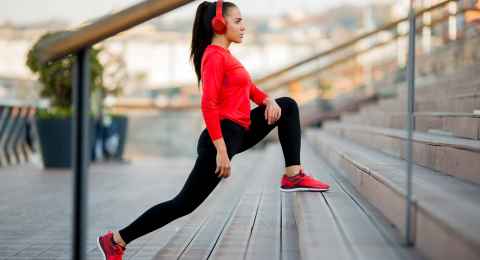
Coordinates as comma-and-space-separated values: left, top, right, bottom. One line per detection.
153, 150, 264, 259
36, 0, 196, 64
177, 146, 277, 259
280, 192, 301, 260
294, 189, 351, 259
292, 142, 354, 260
207, 145, 278, 260
244, 146, 283, 260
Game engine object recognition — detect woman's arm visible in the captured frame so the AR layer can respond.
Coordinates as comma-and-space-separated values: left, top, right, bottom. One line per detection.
201, 52, 231, 178
262, 96, 274, 105
249, 82, 269, 106
213, 138, 227, 153
201, 52, 225, 144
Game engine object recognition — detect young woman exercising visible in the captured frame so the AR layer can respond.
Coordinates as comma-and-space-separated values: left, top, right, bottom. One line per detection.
97, 1, 330, 258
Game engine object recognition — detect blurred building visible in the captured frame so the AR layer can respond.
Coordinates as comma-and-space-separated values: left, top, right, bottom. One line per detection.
0, 2, 401, 103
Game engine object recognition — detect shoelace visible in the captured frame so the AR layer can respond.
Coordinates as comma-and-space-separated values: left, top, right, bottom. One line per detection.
287, 169, 308, 179
286, 172, 306, 185
291, 171, 322, 184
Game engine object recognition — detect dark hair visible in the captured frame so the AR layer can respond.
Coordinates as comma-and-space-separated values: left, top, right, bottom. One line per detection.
190, 1, 236, 89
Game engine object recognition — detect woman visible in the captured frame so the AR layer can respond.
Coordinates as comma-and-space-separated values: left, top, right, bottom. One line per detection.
97, 1, 330, 258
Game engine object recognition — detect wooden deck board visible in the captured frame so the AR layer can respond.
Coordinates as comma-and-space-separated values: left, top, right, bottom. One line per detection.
244, 147, 283, 260
153, 150, 265, 260
280, 192, 301, 260
207, 145, 277, 260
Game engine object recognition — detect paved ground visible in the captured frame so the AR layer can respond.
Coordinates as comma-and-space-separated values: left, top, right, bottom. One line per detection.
0, 154, 220, 259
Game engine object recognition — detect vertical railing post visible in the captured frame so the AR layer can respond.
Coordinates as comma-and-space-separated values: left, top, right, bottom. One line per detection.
405, 0, 416, 247
72, 48, 90, 260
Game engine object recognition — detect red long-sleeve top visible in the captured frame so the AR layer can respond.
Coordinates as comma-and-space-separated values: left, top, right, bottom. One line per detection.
201, 44, 269, 142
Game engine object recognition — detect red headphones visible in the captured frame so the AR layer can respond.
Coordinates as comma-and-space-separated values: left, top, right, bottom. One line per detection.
211, 0, 227, 34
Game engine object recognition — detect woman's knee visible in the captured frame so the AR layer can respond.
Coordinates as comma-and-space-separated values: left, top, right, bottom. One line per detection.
276, 96, 299, 115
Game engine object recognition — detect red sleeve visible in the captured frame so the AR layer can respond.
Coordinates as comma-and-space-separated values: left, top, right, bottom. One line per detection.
201, 52, 225, 142
249, 82, 269, 106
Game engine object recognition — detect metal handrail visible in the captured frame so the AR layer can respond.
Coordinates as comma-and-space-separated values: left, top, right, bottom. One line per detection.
254, 0, 466, 86
36, 0, 195, 64
263, 5, 475, 92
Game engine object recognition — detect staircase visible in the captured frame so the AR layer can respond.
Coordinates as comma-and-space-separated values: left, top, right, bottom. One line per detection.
305, 60, 480, 260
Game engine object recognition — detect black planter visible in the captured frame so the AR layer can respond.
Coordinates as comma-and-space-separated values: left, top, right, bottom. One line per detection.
35, 117, 96, 168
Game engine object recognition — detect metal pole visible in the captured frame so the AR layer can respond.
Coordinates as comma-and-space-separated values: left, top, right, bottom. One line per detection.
405, 0, 416, 247
72, 48, 90, 260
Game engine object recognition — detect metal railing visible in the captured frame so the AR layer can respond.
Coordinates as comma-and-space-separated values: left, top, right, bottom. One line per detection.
36, 1, 196, 259
405, 0, 416, 246
254, 0, 479, 97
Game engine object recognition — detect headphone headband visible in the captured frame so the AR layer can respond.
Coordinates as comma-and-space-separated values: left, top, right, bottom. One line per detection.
216, 0, 223, 17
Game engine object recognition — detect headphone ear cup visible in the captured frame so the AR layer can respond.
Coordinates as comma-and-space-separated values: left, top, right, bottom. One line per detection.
211, 17, 226, 34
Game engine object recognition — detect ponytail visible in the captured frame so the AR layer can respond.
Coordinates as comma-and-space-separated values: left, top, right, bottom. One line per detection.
190, 1, 236, 89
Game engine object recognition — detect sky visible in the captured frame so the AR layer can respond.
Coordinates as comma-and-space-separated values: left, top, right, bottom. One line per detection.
1, 0, 378, 25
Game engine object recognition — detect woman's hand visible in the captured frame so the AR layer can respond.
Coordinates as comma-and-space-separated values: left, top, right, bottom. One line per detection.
216, 149, 231, 178
264, 98, 282, 125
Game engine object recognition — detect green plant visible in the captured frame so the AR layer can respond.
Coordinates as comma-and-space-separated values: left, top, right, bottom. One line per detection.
26, 30, 105, 118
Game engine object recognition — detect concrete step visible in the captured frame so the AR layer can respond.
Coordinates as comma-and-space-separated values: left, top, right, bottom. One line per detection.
291, 140, 425, 260
342, 111, 480, 140
370, 95, 480, 114
377, 82, 480, 113
322, 122, 480, 185
396, 62, 480, 99
397, 79, 480, 101
305, 129, 480, 260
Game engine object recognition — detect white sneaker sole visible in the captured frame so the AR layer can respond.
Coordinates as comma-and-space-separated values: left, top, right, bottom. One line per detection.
97, 235, 107, 260
280, 187, 329, 192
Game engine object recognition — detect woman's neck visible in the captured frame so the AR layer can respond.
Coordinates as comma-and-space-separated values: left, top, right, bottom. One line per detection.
211, 37, 231, 50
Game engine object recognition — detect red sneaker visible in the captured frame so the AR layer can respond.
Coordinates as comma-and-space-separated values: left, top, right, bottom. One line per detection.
97, 231, 126, 260
280, 168, 330, 192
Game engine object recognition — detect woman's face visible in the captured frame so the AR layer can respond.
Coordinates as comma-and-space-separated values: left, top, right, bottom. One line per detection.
224, 7, 245, 44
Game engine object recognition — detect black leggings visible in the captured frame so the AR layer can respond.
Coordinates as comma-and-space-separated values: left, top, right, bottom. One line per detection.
118, 97, 301, 245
